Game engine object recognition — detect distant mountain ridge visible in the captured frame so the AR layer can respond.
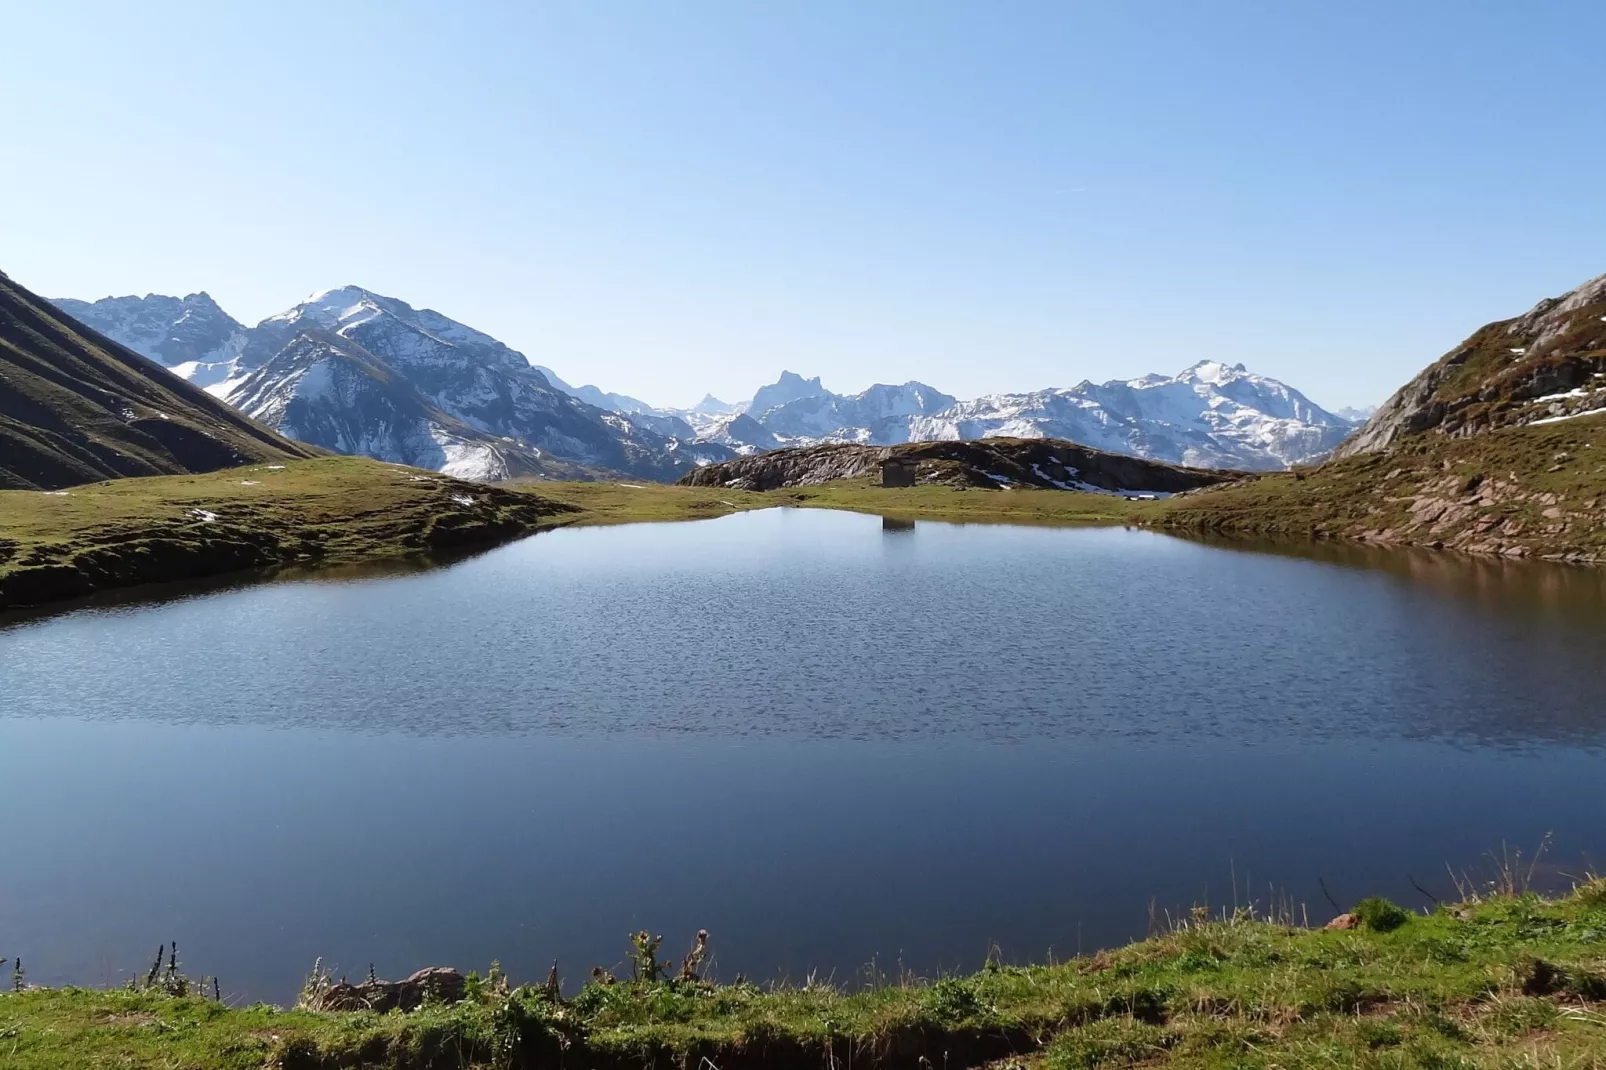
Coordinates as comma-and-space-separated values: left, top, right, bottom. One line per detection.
674, 363, 1355, 470
56, 287, 1356, 477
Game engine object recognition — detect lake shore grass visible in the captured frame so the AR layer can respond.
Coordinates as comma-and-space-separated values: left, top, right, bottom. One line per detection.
0, 457, 578, 610
6, 884, 1606, 1069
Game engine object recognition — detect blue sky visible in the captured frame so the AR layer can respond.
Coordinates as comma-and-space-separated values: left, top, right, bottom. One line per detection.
4, 1, 1603, 411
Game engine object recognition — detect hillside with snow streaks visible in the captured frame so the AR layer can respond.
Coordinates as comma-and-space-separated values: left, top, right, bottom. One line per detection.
51, 288, 702, 481
234, 288, 694, 480
52, 292, 248, 389
225, 331, 570, 481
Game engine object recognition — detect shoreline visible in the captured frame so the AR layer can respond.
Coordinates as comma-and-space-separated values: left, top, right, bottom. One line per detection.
4, 885, 1605, 1068
7, 417, 1606, 616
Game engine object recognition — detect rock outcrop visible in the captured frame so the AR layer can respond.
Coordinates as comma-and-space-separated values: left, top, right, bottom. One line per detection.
1338, 272, 1606, 457
310, 967, 466, 1013
679, 438, 1236, 495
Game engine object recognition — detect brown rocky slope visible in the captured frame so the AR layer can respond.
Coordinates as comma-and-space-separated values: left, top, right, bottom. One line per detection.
679, 438, 1235, 494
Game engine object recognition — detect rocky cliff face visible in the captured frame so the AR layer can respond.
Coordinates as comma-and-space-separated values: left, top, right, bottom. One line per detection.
679, 438, 1236, 495
1338, 272, 1606, 457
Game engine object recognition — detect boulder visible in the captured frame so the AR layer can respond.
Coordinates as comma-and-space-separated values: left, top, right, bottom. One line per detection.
312, 966, 465, 1012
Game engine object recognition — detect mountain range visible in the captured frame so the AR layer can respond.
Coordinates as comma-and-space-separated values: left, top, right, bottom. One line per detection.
54, 286, 1362, 479
660, 364, 1355, 471
56, 288, 732, 482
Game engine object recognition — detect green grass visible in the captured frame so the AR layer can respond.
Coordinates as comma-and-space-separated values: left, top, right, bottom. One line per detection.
0, 456, 576, 609
7, 884, 1606, 1068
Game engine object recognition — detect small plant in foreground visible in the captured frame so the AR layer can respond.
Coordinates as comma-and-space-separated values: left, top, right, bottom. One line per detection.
298, 957, 333, 1010
629, 931, 668, 983
1353, 896, 1411, 932
920, 975, 984, 1023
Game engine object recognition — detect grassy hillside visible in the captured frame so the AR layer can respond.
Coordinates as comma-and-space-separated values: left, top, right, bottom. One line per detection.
5, 884, 1606, 1069
0, 457, 575, 610
0, 270, 318, 489
1164, 413, 1606, 563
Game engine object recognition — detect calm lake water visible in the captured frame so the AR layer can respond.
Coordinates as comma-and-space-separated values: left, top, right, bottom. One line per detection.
3, 508, 1606, 1002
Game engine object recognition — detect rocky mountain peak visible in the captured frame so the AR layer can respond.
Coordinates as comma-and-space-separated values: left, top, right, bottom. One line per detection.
748, 371, 829, 416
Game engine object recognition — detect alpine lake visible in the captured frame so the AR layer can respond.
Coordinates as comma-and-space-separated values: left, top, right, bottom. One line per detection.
4, 507, 1606, 1003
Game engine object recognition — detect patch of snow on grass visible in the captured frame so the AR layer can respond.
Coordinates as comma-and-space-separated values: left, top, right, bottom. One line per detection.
265, 465, 286, 470
1530, 407, 1606, 426
239, 480, 259, 486
187, 508, 219, 523
616, 483, 646, 489
450, 494, 475, 506
1528, 388, 1592, 404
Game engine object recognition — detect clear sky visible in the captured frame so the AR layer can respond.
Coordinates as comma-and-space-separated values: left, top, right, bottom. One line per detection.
4, 1, 1603, 411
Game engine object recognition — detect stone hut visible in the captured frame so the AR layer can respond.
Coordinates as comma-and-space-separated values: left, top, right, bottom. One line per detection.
880, 457, 918, 488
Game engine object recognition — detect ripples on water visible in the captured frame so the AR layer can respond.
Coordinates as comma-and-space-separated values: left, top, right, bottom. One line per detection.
5, 509, 1605, 748
2, 508, 1605, 1000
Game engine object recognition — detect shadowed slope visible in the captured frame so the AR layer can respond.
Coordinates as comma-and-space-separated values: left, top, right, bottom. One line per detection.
0, 270, 317, 489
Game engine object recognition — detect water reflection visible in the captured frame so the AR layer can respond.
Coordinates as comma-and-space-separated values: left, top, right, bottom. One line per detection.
1182, 532, 1606, 626
4, 510, 1604, 750
0, 538, 532, 628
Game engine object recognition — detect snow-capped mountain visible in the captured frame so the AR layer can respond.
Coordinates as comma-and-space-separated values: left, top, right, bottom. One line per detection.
51, 288, 698, 481
689, 394, 738, 416
52, 292, 248, 389
225, 330, 563, 481
760, 381, 957, 443
240, 287, 695, 479
898, 361, 1351, 470
689, 412, 782, 454
693, 363, 1354, 469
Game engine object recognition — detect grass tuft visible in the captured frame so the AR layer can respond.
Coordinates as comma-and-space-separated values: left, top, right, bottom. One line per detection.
1354, 896, 1414, 933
